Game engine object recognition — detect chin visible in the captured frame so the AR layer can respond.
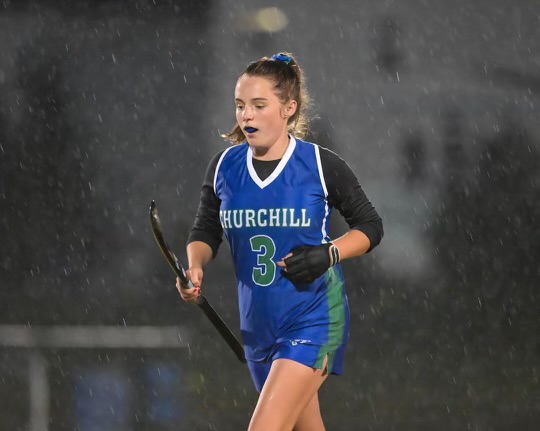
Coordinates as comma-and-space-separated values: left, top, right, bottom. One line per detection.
246, 136, 261, 145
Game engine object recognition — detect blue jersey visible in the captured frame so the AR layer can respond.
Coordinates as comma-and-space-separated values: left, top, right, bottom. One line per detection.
214, 137, 350, 361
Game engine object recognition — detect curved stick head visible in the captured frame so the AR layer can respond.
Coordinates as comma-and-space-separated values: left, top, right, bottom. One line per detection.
149, 200, 160, 226
149, 200, 184, 281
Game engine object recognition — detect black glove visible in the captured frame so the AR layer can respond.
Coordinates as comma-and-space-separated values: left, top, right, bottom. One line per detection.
282, 243, 341, 284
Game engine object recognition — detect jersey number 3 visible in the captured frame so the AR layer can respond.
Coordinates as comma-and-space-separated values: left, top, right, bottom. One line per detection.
250, 235, 276, 286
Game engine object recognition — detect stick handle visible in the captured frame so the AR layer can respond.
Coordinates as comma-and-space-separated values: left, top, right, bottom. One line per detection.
196, 296, 247, 363
149, 200, 246, 363
174, 257, 246, 362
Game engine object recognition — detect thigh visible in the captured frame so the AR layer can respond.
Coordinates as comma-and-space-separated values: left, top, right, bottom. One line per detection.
247, 360, 272, 393
248, 358, 329, 431
294, 393, 325, 431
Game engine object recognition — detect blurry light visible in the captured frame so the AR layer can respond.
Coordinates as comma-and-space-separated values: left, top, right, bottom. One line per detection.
238, 7, 289, 33
255, 7, 288, 32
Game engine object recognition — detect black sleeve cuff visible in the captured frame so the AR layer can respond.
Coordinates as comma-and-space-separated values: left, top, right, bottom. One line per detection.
187, 229, 222, 259
352, 219, 384, 253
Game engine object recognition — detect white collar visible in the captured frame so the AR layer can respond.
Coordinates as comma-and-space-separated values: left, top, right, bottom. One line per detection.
247, 136, 297, 189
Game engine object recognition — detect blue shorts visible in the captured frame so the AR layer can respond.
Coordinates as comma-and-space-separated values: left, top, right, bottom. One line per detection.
247, 340, 347, 392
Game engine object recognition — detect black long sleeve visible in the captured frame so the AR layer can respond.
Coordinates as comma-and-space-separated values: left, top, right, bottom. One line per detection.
319, 147, 384, 252
187, 150, 225, 257
187, 146, 383, 257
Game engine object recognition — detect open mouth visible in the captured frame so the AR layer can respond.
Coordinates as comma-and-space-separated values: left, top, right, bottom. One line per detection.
244, 127, 258, 134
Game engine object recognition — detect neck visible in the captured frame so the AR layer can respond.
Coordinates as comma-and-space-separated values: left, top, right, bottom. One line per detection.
252, 134, 290, 161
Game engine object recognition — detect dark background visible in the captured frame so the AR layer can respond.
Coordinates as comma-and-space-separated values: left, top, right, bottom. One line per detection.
1, 0, 539, 429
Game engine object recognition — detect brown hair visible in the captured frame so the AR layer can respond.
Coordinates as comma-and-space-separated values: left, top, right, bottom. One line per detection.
222, 52, 312, 144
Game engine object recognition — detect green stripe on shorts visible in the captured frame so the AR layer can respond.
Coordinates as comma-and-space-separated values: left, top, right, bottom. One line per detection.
314, 267, 346, 372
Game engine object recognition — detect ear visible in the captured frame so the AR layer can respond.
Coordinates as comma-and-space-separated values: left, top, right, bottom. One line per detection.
281, 100, 297, 119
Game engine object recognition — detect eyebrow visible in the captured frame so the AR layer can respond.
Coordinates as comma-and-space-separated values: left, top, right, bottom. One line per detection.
235, 97, 268, 102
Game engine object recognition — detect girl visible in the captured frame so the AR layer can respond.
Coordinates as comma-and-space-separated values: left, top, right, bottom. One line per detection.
177, 52, 383, 431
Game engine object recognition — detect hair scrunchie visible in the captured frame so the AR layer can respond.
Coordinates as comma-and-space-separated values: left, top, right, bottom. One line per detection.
271, 53, 293, 64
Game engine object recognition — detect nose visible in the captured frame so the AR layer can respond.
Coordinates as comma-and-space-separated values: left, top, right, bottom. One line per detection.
242, 106, 254, 122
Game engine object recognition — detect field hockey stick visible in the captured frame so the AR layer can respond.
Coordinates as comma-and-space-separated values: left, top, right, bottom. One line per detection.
149, 200, 246, 363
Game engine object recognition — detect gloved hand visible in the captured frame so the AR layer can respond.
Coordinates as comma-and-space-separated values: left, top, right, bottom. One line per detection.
281, 243, 340, 284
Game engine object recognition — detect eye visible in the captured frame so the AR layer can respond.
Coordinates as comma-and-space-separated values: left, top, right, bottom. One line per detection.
255, 105, 265, 109
236, 104, 244, 111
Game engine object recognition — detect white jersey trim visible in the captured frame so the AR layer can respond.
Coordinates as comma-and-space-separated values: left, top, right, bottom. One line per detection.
314, 144, 328, 197
314, 144, 331, 243
247, 136, 297, 189
213, 145, 236, 196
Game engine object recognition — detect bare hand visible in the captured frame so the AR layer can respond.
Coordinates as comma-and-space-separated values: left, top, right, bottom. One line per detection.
176, 267, 203, 303
276, 253, 292, 269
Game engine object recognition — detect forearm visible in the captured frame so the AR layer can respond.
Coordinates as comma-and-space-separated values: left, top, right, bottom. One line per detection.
332, 229, 371, 261
187, 241, 214, 269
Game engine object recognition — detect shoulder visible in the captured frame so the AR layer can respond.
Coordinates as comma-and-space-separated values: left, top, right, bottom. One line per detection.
294, 138, 344, 161
219, 143, 248, 163
295, 139, 349, 172
316, 146, 355, 179
307, 144, 360, 190
317, 145, 346, 165
210, 143, 247, 171
292, 138, 322, 159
